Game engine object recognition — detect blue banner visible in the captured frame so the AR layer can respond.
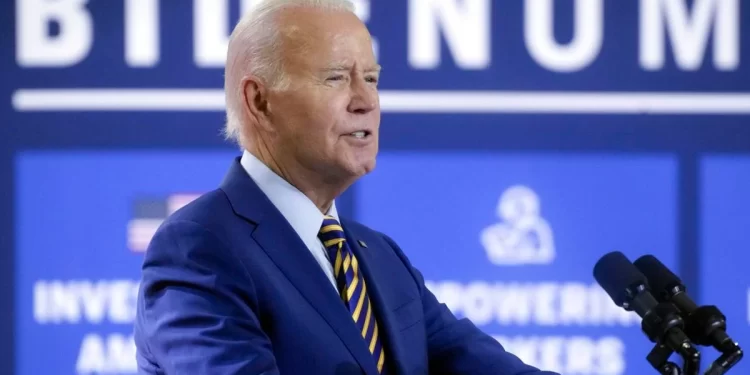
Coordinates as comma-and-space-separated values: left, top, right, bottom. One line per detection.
8, 0, 750, 114
10, 0, 749, 90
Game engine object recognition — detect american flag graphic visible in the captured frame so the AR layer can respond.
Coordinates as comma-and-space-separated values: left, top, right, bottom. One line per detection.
127, 193, 201, 253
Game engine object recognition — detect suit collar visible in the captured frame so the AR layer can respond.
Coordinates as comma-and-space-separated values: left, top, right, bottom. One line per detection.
221, 154, 341, 224
238, 151, 340, 256
219, 156, 268, 224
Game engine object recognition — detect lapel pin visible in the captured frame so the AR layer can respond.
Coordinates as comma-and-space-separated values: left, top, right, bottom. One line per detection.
357, 240, 368, 248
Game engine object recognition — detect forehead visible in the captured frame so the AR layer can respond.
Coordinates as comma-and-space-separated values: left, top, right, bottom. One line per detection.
276, 7, 377, 69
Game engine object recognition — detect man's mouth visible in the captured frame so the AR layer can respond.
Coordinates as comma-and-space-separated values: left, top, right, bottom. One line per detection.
348, 130, 371, 139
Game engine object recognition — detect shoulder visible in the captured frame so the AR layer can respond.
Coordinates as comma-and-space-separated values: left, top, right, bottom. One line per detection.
138, 189, 256, 296
164, 189, 233, 229
142, 189, 244, 266
155, 187, 254, 243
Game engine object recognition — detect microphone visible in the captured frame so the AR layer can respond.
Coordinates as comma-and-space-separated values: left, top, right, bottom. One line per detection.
634, 255, 743, 375
594, 251, 700, 375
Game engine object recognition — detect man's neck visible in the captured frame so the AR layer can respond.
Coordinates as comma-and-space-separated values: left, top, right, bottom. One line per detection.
249, 148, 345, 214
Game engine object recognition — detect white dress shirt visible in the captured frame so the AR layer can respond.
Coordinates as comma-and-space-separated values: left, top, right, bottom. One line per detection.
240, 150, 339, 290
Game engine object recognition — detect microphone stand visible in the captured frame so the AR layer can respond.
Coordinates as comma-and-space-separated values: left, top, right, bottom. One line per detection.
646, 339, 700, 375
703, 339, 743, 375
682, 305, 744, 375
641, 302, 743, 375
640, 302, 700, 375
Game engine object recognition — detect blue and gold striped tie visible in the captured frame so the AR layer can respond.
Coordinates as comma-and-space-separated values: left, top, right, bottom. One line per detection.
318, 215, 387, 373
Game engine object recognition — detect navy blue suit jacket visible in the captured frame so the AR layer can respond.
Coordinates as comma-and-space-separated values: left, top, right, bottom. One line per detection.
134, 157, 559, 375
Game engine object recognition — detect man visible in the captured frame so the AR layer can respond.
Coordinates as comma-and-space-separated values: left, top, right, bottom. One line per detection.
134, 0, 560, 374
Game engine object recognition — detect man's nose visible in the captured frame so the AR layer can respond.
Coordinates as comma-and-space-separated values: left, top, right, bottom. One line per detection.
347, 79, 378, 114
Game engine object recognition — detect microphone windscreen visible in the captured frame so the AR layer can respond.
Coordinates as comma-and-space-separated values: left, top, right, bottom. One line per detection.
593, 251, 649, 307
634, 255, 682, 293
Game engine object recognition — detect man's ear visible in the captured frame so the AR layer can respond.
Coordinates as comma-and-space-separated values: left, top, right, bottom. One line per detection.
240, 75, 273, 132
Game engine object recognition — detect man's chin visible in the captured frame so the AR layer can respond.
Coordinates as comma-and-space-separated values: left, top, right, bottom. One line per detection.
321, 159, 375, 185
337, 161, 375, 184
355, 158, 376, 176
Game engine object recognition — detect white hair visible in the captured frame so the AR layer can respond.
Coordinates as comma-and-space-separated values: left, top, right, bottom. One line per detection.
223, 0, 357, 146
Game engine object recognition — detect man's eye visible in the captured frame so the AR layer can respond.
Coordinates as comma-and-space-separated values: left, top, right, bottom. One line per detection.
327, 75, 344, 81
366, 76, 379, 83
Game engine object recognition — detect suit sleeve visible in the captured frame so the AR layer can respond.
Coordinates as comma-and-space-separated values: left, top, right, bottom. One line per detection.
135, 219, 279, 375
381, 234, 560, 375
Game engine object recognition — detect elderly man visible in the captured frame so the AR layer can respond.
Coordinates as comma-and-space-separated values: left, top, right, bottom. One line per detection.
134, 0, 560, 374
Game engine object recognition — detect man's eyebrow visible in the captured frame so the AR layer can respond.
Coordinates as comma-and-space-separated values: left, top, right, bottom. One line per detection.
321, 65, 348, 72
320, 64, 382, 72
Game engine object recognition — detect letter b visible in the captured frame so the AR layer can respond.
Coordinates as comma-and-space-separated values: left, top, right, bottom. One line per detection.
16, 0, 94, 67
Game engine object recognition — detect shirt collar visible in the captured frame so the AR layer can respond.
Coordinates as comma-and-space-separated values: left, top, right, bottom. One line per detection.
239, 150, 339, 246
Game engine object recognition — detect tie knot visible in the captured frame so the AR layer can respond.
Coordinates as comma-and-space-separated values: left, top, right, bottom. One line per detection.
318, 215, 346, 249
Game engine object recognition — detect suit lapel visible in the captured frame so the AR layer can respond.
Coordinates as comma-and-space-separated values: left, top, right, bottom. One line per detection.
220, 158, 380, 375
343, 225, 410, 375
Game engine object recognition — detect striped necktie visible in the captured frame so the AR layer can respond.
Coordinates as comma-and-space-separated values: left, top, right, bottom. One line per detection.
318, 215, 387, 374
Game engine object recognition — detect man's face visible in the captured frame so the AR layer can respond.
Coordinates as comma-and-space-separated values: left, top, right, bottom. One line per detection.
265, 7, 381, 183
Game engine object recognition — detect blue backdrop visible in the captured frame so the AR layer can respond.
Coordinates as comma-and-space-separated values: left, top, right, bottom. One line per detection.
3, 1, 750, 374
